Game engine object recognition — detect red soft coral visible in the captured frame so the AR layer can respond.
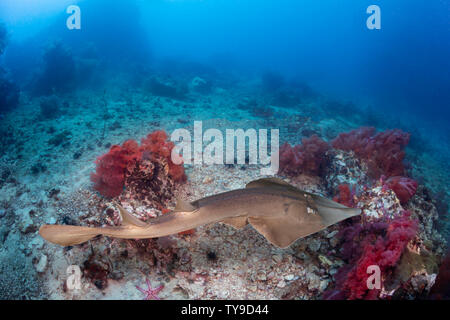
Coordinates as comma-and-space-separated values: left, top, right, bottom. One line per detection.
141, 130, 172, 158
90, 140, 141, 198
385, 176, 418, 204
325, 211, 418, 300
279, 135, 330, 176
167, 161, 187, 182
332, 127, 410, 178
331, 127, 376, 154
91, 130, 186, 198
333, 184, 355, 208
141, 130, 186, 182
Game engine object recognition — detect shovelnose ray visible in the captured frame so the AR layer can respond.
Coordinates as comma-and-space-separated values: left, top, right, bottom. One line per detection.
39, 178, 360, 248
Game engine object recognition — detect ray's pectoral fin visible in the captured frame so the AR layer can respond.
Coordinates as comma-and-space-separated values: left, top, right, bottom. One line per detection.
245, 178, 361, 248
221, 216, 249, 229
248, 201, 325, 248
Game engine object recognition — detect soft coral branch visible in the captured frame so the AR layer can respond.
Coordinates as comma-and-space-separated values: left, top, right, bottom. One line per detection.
384, 176, 418, 204
90, 140, 141, 198
141, 130, 186, 182
91, 130, 186, 198
279, 135, 330, 176
332, 127, 410, 178
325, 211, 418, 300
333, 184, 356, 208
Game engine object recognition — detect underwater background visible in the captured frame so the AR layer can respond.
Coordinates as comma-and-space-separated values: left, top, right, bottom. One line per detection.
0, 0, 449, 299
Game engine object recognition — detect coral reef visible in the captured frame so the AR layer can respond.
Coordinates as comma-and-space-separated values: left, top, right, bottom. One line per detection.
333, 184, 356, 208
320, 161, 446, 300
91, 130, 186, 199
279, 135, 330, 176
358, 184, 403, 220
0, 50, 447, 301
384, 176, 418, 204
90, 140, 142, 198
124, 152, 176, 208
140, 130, 187, 183
406, 186, 447, 255
331, 127, 410, 178
324, 149, 369, 191
324, 211, 418, 300
281, 125, 408, 180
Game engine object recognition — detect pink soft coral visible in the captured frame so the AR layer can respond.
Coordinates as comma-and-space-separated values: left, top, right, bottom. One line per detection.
324, 211, 418, 300
279, 135, 330, 176
344, 213, 417, 299
332, 127, 410, 178
385, 176, 418, 204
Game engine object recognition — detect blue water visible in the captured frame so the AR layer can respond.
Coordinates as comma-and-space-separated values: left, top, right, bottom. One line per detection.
1, 0, 449, 127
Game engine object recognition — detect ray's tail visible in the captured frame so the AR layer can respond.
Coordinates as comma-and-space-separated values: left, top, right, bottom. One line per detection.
38, 202, 198, 246
39, 224, 102, 246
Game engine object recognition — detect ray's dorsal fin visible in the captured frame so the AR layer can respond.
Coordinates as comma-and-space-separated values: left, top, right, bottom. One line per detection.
115, 203, 148, 227
246, 177, 291, 188
174, 198, 197, 212
245, 177, 302, 193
